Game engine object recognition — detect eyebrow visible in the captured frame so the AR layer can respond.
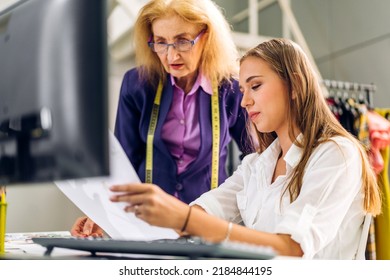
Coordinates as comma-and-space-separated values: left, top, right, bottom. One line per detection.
245, 75, 263, 83
154, 32, 192, 40
239, 75, 263, 90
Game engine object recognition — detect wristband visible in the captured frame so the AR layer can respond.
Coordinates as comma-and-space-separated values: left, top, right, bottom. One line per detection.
223, 222, 233, 242
181, 206, 192, 232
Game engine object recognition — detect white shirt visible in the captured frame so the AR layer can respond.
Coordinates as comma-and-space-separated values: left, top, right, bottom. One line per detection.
192, 136, 365, 259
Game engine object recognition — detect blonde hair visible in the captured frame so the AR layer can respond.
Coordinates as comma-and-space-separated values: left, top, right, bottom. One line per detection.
133, 0, 238, 86
240, 38, 381, 216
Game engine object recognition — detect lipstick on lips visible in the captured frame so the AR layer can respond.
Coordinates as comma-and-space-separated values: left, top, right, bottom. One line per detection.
170, 63, 183, 70
248, 111, 260, 121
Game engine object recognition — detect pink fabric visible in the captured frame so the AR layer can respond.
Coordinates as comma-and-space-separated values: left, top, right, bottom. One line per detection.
367, 110, 390, 174
161, 73, 212, 174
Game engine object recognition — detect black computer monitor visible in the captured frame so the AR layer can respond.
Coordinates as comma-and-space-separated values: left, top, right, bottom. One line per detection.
0, 0, 109, 185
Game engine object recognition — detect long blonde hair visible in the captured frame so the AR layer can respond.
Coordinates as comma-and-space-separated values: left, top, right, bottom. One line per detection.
240, 38, 381, 215
133, 0, 238, 86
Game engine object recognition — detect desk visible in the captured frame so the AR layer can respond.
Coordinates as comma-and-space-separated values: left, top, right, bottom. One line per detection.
3, 231, 92, 259
3, 231, 165, 260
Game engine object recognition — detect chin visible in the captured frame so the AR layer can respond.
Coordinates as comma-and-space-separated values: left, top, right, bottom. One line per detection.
255, 124, 273, 134
169, 68, 187, 77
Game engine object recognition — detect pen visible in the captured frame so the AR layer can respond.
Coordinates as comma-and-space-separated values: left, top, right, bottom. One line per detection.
0, 186, 5, 202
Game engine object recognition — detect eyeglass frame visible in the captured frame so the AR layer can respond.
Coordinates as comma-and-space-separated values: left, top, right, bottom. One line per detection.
148, 29, 206, 54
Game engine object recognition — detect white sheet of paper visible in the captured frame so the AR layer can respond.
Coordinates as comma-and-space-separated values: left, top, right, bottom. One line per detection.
55, 131, 179, 241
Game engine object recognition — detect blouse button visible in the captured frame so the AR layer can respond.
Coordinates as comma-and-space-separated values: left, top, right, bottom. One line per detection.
175, 183, 183, 191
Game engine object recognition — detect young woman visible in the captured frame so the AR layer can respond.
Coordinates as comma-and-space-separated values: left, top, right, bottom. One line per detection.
104, 39, 381, 259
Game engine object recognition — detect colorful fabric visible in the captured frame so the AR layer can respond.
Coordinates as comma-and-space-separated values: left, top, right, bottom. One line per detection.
367, 110, 390, 174
365, 219, 377, 259
373, 108, 390, 259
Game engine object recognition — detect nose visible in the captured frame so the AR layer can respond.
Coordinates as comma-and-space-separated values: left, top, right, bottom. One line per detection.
167, 44, 179, 60
240, 91, 253, 108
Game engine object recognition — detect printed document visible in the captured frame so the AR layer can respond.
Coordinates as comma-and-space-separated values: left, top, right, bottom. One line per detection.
55, 131, 179, 241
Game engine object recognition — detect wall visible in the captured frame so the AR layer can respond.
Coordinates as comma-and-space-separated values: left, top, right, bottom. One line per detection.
215, 0, 390, 107
294, 0, 390, 108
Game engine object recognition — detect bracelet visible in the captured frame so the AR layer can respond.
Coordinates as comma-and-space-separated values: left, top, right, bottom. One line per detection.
181, 206, 192, 232
223, 222, 233, 242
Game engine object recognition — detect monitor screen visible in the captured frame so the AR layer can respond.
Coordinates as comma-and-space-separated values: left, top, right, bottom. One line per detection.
0, 0, 109, 185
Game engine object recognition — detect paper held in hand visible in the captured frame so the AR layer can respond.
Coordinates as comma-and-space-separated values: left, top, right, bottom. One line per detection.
55, 131, 179, 241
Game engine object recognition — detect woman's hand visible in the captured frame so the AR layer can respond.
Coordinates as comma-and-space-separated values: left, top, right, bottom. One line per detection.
70, 216, 104, 237
110, 183, 189, 231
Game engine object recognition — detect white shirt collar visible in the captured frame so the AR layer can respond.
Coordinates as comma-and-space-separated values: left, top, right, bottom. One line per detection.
284, 133, 304, 169
259, 134, 304, 169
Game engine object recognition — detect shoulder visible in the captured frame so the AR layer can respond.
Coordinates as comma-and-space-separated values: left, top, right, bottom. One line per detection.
219, 78, 240, 95
120, 67, 154, 98
218, 78, 243, 108
241, 152, 261, 166
318, 136, 359, 157
310, 136, 361, 169
122, 67, 141, 84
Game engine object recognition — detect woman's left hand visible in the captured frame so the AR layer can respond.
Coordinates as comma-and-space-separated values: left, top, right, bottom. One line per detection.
109, 183, 189, 230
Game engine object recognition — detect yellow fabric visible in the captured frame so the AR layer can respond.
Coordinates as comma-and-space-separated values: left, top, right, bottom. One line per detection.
374, 108, 390, 259
366, 220, 377, 259
357, 104, 370, 148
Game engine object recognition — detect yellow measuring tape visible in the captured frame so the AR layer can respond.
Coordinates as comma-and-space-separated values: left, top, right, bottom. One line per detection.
146, 79, 220, 189
210, 82, 220, 189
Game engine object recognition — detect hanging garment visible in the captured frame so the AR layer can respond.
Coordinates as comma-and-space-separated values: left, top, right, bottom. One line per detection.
355, 103, 370, 148
339, 97, 360, 136
374, 146, 390, 259
373, 108, 390, 260
326, 97, 341, 121
367, 110, 390, 174
365, 220, 377, 259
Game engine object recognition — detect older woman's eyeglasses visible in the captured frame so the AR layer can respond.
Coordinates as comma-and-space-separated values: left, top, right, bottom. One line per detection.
148, 30, 205, 54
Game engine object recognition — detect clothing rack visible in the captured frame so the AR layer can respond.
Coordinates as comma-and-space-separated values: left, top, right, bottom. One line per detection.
323, 79, 376, 109
323, 79, 381, 260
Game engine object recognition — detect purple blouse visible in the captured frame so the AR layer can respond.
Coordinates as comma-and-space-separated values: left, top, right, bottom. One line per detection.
161, 73, 212, 174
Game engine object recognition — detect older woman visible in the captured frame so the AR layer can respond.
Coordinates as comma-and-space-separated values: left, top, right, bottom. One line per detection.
113, 0, 251, 203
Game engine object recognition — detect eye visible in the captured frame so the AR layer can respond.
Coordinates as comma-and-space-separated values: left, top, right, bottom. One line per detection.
176, 39, 191, 45
251, 83, 261, 90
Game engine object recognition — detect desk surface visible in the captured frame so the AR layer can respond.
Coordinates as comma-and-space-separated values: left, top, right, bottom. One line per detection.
3, 231, 93, 259
4, 231, 155, 259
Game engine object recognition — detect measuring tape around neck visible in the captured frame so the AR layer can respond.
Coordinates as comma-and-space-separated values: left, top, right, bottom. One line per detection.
145, 79, 220, 190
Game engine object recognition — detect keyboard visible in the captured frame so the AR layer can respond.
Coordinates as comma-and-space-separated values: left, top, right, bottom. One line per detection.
32, 237, 276, 259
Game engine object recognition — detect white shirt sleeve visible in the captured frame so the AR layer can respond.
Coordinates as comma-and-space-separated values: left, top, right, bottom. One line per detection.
190, 153, 258, 224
